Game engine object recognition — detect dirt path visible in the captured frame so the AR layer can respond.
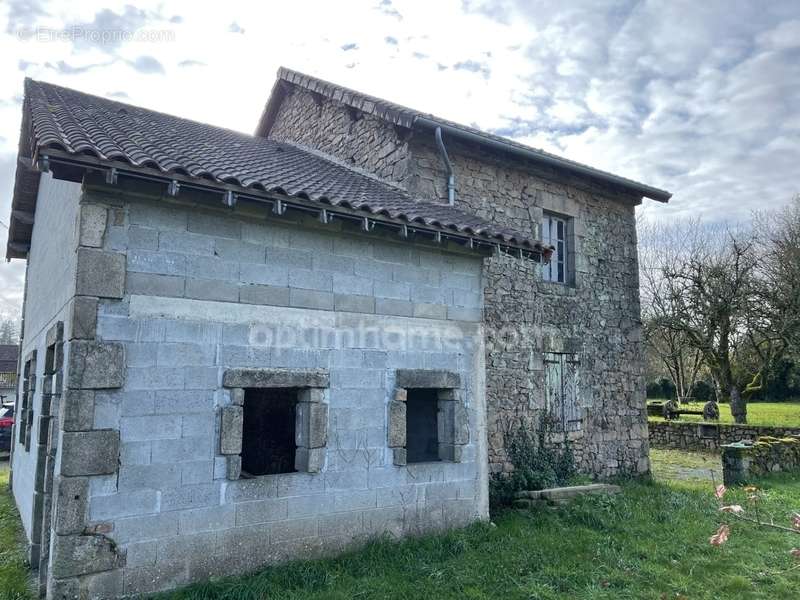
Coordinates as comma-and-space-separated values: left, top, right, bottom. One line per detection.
649, 448, 722, 484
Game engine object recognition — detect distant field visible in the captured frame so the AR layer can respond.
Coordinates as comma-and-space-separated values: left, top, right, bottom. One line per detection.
648, 400, 800, 427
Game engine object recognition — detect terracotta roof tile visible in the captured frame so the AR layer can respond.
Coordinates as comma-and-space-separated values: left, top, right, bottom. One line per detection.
20, 79, 542, 249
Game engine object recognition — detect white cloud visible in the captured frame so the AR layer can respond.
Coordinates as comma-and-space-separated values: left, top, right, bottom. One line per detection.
0, 0, 797, 317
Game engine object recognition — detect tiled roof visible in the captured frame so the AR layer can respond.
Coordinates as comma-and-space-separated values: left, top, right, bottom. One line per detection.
257, 67, 671, 203
6, 79, 544, 259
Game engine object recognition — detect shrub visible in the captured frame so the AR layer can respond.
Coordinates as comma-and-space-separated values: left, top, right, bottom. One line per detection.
489, 412, 576, 509
690, 380, 715, 402
646, 378, 676, 399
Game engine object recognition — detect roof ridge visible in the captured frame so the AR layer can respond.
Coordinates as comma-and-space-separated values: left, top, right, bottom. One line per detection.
266, 67, 670, 202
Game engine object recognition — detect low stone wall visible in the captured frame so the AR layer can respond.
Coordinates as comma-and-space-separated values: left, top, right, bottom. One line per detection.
722, 436, 800, 485
648, 421, 800, 451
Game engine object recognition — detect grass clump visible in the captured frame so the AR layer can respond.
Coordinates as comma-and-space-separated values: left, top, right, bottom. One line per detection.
0, 467, 33, 600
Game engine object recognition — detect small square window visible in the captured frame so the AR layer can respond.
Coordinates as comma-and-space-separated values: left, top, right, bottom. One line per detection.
241, 388, 298, 476
406, 388, 441, 463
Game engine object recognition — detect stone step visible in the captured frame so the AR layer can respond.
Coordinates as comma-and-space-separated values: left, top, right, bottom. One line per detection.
513, 483, 621, 505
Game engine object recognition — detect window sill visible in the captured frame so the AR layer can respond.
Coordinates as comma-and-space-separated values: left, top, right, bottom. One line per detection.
539, 280, 578, 296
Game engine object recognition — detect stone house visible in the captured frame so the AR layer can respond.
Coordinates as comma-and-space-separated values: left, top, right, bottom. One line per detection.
5, 71, 668, 598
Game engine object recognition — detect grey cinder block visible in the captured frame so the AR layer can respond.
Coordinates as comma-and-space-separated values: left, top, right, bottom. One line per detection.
412, 303, 447, 320
67, 341, 125, 389
126, 272, 185, 297
75, 248, 125, 299
333, 293, 375, 314
375, 298, 413, 317
239, 283, 290, 306
185, 278, 238, 302
290, 288, 334, 311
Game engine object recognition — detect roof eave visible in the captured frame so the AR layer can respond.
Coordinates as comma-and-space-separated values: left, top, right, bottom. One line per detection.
414, 117, 671, 203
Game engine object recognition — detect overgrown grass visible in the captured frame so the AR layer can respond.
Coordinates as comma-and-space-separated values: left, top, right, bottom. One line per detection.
649, 400, 800, 427
0, 465, 33, 600
164, 473, 800, 599
1, 460, 798, 599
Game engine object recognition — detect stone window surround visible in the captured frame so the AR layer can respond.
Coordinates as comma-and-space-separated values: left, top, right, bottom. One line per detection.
534, 192, 581, 288
389, 369, 469, 466
541, 211, 576, 287
221, 368, 330, 479
18, 350, 37, 451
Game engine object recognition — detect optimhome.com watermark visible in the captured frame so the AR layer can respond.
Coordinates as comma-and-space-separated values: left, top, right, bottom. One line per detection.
16, 27, 176, 44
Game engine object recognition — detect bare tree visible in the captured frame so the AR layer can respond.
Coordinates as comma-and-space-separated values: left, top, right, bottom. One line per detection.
640, 198, 800, 424
639, 219, 705, 401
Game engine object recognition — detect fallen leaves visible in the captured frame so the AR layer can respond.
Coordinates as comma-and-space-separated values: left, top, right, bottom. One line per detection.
714, 484, 727, 500
719, 505, 744, 514
710, 524, 730, 546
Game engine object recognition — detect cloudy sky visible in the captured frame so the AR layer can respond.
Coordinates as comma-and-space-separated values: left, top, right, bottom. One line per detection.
0, 0, 798, 319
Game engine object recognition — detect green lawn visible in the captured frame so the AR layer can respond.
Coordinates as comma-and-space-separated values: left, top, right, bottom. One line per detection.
2, 459, 799, 599
0, 466, 33, 600
650, 448, 722, 483
649, 400, 800, 427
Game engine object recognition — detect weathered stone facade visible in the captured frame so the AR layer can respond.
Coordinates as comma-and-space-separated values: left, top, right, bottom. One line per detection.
649, 420, 800, 452
269, 86, 649, 477
12, 173, 489, 598
268, 85, 413, 188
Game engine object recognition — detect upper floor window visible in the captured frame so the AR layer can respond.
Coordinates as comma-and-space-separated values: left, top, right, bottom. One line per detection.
541, 214, 568, 284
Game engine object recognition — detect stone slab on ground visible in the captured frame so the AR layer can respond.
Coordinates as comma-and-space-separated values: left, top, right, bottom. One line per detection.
513, 483, 621, 508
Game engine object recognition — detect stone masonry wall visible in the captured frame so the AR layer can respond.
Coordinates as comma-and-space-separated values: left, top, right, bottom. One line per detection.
407, 136, 647, 478
269, 87, 412, 187
649, 421, 800, 452
722, 436, 800, 485
46, 180, 488, 597
267, 88, 649, 478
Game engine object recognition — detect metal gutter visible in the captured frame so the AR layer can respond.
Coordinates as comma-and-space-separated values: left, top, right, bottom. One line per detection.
434, 127, 455, 206
415, 116, 672, 203
35, 150, 548, 263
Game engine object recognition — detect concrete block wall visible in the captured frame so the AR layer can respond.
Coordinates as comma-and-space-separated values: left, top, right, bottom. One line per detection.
268, 87, 650, 478
69, 185, 488, 596
12, 173, 82, 540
